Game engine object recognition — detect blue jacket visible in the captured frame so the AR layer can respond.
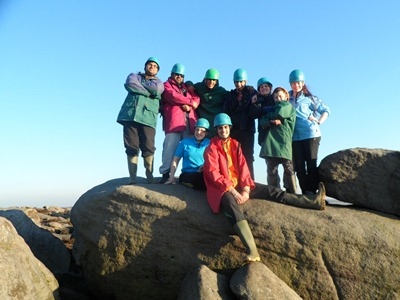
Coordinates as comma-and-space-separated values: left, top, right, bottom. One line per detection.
174, 137, 210, 173
117, 72, 164, 128
289, 91, 330, 141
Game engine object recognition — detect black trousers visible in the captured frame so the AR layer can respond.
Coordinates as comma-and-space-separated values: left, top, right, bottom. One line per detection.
123, 122, 155, 157
221, 183, 286, 225
230, 129, 255, 180
179, 172, 206, 191
292, 137, 321, 194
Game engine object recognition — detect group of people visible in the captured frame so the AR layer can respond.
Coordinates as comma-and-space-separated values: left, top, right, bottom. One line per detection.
116, 57, 331, 262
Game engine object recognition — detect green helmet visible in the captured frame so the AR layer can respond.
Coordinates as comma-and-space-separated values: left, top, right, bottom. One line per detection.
204, 68, 220, 80
257, 77, 273, 90
213, 113, 232, 127
289, 69, 305, 83
233, 68, 247, 81
171, 63, 185, 75
195, 118, 210, 130
145, 57, 160, 70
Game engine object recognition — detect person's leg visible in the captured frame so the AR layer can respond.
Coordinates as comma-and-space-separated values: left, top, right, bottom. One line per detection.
179, 172, 206, 190
231, 130, 255, 180
304, 137, 321, 193
282, 159, 296, 193
292, 140, 307, 194
266, 158, 280, 188
139, 125, 157, 183
159, 132, 181, 182
221, 193, 260, 262
123, 124, 140, 184
251, 182, 325, 210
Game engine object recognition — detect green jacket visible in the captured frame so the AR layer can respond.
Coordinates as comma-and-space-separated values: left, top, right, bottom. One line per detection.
117, 72, 164, 128
186, 80, 228, 137
259, 101, 296, 160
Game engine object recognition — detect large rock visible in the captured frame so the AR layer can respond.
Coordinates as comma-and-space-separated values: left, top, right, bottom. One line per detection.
230, 262, 302, 299
0, 217, 59, 300
71, 178, 400, 300
0, 209, 71, 274
178, 264, 233, 300
319, 148, 400, 216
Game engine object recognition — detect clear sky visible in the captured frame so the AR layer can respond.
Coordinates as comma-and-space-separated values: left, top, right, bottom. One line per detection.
1, 1, 399, 208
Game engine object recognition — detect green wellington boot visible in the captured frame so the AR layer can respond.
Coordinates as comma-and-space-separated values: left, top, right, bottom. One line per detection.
234, 220, 261, 262
282, 182, 326, 210
143, 155, 158, 184
127, 155, 138, 184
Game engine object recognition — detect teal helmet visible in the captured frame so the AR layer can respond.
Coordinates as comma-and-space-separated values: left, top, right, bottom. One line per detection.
145, 57, 160, 70
214, 113, 232, 127
171, 63, 185, 76
233, 68, 248, 81
289, 69, 305, 83
195, 118, 210, 130
204, 68, 220, 80
257, 77, 273, 90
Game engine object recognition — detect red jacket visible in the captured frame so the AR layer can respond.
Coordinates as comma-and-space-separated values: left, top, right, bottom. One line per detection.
203, 137, 255, 213
161, 78, 200, 133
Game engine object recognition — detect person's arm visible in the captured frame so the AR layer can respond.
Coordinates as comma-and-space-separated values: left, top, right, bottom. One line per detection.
164, 156, 181, 184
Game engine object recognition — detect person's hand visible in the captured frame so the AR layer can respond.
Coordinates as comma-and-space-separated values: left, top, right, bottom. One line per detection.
251, 94, 258, 104
181, 104, 191, 112
192, 101, 199, 110
198, 165, 204, 172
230, 188, 246, 205
164, 177, 176, 185
241, 190, 250, 203
270, 119, 282, 126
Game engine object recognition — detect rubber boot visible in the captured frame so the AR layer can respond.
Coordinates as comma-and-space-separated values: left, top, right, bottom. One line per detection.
234, 220, 261, 262
127, 156, 138, 184
287, 175, 298, 194
144, 155, 157, 183
282, 182, 326, 210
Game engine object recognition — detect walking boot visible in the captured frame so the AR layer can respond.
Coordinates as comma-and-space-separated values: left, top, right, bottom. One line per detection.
281, 182, 326, 210
144, 155, 157, 183
234, 220, 261, 262
127, 155, 138, 184
287, 175, 298, 194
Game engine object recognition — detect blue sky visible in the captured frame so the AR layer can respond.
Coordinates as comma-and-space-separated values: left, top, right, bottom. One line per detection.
1, 1, 399, 208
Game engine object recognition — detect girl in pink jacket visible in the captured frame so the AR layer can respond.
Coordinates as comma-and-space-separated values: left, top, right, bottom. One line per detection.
159, 63, 200, 183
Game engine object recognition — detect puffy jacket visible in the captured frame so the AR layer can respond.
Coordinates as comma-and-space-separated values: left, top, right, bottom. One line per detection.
186, 80, 228, 131
259, 101, 296, 160
203, 137, 255, 213
161, 77, 200, 134
249, 94, 275, 145
223, 86, 258, 132
117, 72, 164, 128
289, 91, 331, 141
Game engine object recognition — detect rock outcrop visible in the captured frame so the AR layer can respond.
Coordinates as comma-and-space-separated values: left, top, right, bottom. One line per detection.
319, 148, 400, 216
0, 217, 60, 300
71, 177, 400, 300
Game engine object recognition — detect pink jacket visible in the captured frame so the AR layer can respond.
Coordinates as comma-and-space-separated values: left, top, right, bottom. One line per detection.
203, 137, 255, 213
161, 78, 200, 134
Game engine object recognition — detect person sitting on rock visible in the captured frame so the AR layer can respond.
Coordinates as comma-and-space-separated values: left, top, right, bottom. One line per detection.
203, 113, 326, 263
164, 118, 210, 190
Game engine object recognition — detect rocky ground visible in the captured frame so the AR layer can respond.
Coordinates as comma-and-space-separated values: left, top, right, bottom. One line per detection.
5, 206, 94, 300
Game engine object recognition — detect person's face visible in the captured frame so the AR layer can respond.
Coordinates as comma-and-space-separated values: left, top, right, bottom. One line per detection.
273, 90, 288, 103
194, 126, 207, 140
216, 125, 230, 140
258, 83, 271, 96
234, 80, 246, 91
205, 79, 217, 89
145, 62, 159, 76
290, 81, 304, 93
172, 73, 184, 84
